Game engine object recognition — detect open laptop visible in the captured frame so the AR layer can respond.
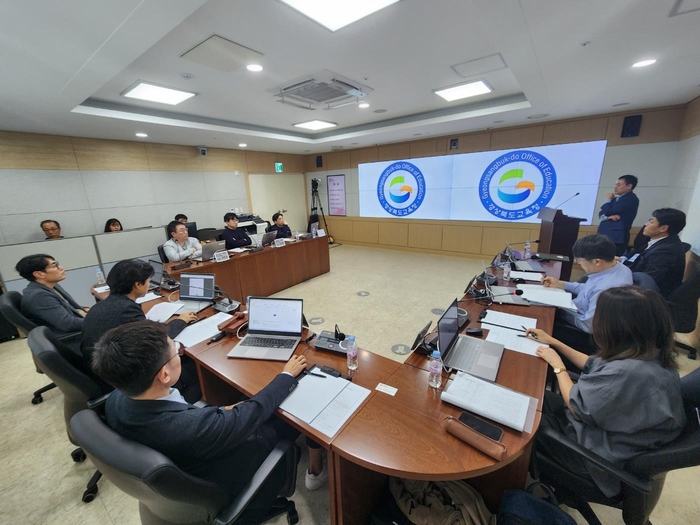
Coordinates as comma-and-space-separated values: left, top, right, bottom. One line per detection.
438, 299, 504, 381
177, 273, 216, 313
227, 297, 303, 360
193, 240, 226, 261
148, 260, 164, 291
261, 231, 277, 246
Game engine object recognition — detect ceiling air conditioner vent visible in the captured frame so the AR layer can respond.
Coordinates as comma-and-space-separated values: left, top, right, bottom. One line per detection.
272, 70, 373, 109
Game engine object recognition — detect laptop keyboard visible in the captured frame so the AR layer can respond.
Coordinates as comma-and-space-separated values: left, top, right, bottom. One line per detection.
244, 337, 296, 349
446, 337, 482, 371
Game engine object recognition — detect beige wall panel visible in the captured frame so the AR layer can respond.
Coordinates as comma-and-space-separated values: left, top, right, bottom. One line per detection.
408, 224, 442, 250
201, 148, 246, 172
445, 133, 491, 155
304, 154, 325, 172
491, 126, 544, 150
326, 151, 352, 171
529, 229, 541, 242
481, 227, 531, 257
542, 118, 608, 146
410, 139, 447, 158
0, 131, 78, 170
681, 96, 700, 140
377, 143, 411, 161
378, 222, 409, 247
145, 143, 202, 171
326, 219, 354, 241
277, 153, 304, 174
72, 138, 149, 171
350, 147, 378, 168
606, 108, 684, 146
353, 221, 379, 244
442, 225, 482, 253
245, 151, 278, 173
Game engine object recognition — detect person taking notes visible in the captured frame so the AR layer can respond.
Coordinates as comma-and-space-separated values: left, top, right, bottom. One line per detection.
163, 221, 202, 262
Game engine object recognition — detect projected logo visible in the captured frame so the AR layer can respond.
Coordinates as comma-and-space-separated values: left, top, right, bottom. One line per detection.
479, 150, 557, 220
377, 162, 426, 216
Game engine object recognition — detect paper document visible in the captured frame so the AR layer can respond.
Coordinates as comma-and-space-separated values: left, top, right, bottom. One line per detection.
135, 292, 161, 304
229, 248, 248, 253
146, 302, 185, 323
485, 327, 547, 356
516, 285, 577, 310
481, 310, 537, 331
441, 372, 537, 433
510, 271, 543, 282
94, 285, 110, 293
283, 238, 297, 242
310, 382, 370, 437
174, 312, 232, 347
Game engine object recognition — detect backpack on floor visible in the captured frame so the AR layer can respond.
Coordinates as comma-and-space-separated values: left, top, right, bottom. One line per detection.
497, 482, 576, 525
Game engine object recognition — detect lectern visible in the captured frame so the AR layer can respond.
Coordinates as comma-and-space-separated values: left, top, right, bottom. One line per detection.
537, 207, 585, 281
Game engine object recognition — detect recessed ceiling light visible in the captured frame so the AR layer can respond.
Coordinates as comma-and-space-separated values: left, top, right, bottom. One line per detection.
527, 113, 550, 119
246, 64, 263, 72
121, 81, 196, 105
135, 132, 148, 138
278, 0, 401, 32
293, 120, 337, 131
358, 102, 370, 108
632, 59, 656, 68
434, 80, 492, 102
238, 143, 247, 147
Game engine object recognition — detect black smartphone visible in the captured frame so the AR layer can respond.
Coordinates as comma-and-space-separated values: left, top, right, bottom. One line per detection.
458, 411, 503, 442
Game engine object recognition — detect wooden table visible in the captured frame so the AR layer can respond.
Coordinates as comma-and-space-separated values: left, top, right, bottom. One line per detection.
166, 236, 331, 302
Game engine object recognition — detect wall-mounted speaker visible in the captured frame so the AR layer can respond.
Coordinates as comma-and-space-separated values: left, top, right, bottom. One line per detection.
315, 155, 323, 168
620, 115, 642, 138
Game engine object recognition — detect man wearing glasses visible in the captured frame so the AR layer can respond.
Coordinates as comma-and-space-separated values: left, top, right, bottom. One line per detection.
40, 219, 63, 240
15, 254, 88, 335
163, 220, 202, 262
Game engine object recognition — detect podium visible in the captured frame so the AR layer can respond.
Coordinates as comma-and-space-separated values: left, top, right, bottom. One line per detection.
537, 207, 585, 281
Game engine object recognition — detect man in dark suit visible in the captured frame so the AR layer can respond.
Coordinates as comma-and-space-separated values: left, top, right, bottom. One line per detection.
597, 174, 640, 256
92, 320, 307, 523
16, 254, 88, 335
268, 212, 292, 239
624, 208, 687, 297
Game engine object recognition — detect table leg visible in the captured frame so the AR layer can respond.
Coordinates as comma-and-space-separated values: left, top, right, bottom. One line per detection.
331, 453, 388, 525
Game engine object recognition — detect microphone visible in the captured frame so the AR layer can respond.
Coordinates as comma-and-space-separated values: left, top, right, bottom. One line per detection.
506, 240, 540, 247
463, 289, 525, 302
552, 192, 580, 210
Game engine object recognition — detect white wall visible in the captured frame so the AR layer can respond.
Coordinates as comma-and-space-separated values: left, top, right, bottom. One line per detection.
0, 169, 248, 245
675, 135, 700, 254
306, 169, 360, 217
248, 173, 307, 232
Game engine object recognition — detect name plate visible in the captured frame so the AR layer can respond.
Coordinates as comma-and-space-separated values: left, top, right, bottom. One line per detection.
273, 238, 286, 248
316, 229, 326, 237
214, 250, 230, 263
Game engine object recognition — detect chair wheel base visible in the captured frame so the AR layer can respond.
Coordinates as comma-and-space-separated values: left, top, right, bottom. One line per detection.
71, 448, 87, 463
31, 395, 43, 405
287, 508, 299, 525
82, 487, 98, 503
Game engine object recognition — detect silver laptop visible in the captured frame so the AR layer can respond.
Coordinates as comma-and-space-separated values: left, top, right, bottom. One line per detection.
227, 297, 303, 361
193, 240, 226, 261
261, 231, 277, 246
176, 272, 216, 313
490, 285, 530, 306
515, 260, 545, 272
438, 299, 504, 381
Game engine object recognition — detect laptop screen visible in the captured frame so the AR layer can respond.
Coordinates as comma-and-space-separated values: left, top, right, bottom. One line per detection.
248, 297, 303, 336
149, 260, 163, 286
179, 273, 216, 301
437, 298, 459, 358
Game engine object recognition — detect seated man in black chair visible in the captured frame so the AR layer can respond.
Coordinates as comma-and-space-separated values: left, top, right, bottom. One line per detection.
268, 212, 292, 239
16, 254, 89, 336
92, 320, 307, 522
623, 208, 687, 298
222, 212, 253, 249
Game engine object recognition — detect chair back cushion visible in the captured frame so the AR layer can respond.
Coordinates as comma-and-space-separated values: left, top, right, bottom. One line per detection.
157, 245, 168, 264
631, 272, 659, 293
667, 268, 700, 333
0, 291, 37, 333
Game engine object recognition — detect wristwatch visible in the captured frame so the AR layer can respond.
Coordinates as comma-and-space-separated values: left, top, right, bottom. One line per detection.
553, 366, 566, 375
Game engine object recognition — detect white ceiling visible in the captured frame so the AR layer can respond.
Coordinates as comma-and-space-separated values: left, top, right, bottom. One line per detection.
1, 0, 699, 154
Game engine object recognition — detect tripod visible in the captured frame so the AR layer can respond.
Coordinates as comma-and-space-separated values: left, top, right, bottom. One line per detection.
309, 180, 333, 244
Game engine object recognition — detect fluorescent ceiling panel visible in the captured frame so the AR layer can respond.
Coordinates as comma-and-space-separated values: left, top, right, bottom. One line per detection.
122, 82, 195, 105
279, 0, 401, 31
294, 120, 337, 130
434, 80, 492, 102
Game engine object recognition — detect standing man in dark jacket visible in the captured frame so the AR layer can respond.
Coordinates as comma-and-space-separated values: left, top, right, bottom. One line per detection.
221, 212, 252, 249
597, 174, 639, 255
625, 208, 687, 297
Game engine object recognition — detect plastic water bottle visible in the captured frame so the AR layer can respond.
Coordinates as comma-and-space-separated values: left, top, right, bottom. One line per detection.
346, 336, 358, 371
295, 230, 300, 240
428, 350, 443, 389
96, 268, 106, 286
502, 264, 511, 282
524, 240, 532, 260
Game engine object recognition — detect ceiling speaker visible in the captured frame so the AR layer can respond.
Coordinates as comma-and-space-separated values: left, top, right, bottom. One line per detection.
316, 155, 323, 168
621, 115, 642, 138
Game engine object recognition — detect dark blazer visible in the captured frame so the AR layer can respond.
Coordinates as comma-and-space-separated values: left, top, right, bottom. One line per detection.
268, 224, 292, 239
221, 227, 252, 250
105, 373, 298, 495
626, 235, 686, 297
21, 281, 84, 335
597, 192, 639, 245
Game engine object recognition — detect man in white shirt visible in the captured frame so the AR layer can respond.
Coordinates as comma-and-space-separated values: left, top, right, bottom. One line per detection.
163, 221, 202, 262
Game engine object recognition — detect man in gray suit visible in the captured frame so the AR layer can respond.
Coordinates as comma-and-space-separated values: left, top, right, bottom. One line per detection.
16, 254, 88, 335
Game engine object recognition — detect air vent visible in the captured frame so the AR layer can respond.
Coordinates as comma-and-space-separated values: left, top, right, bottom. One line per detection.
272, 70, 373, 109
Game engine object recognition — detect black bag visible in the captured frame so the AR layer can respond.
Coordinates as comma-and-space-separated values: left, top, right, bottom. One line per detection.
369, 489, 413, 525
497, 482, 576, 525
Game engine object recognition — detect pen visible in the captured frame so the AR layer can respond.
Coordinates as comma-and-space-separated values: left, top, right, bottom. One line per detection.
522, 325, 537, 339
481, 321, 526, 332
306, 371, 326, 378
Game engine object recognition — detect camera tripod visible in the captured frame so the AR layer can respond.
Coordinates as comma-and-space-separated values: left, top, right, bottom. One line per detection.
309, 180, 334, 244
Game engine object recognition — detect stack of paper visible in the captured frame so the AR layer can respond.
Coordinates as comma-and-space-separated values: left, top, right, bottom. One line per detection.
485, 327, 546, 356
94, 285, 110, 293
146, 302, 185, 323
174, 312, 233, 347
135, 292, 161, 304
229, 248, 248, 253
516, 285, 577, 310
481, 310, 537, 330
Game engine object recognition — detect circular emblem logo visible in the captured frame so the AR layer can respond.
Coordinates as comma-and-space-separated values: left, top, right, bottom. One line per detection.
377, 162, 426, 216
479, 150, 557, 220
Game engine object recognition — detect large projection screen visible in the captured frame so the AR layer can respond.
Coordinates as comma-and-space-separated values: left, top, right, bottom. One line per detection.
358, 140, 607, 224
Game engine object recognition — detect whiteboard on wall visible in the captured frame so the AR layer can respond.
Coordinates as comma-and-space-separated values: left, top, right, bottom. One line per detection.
327, 175, 346, 216
358, 141, 607, 224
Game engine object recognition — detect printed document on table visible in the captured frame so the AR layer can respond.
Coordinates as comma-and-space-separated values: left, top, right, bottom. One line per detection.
481, 310, 537, 330
94, 285, 110, 293
309, 382, 370, 437
174, 312, 232, 347
485, 327, 547, 356
146, 302, 184, 323
516, 285, 577, 310
510, 271, 543, 282
135, 292, 161, 304
229, 248, 248, 253
441, 372, 537, 433
279, 370, 348, 424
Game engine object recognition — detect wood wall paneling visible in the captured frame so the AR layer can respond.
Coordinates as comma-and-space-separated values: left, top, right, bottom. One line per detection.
446, 132, 491, 155
606, 108, 684, 146
681, 96, 700, 140
408, 223, 442, 250
378, 222, 409, 247
353, 221, 379, 244
72, 138, 149, 171
245, 151, 278, 173
350, 147, 378, 168
145, 143, 202, 171
410, 139, 447, 158
481, 227, 531, 258
377, 143, 410, 162
276, 153, 304, 174
441, 225, 483, 254
202, 148, 247, 172
490, 126, 544, 151
542, 118, 608, 146
304, 153, 325, 173
326, 150, 352, 171
326, 219, 354, 242
0, 131, 78, 170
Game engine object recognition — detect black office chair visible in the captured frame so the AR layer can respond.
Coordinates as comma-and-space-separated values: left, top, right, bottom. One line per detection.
0, 291, 82, 404
70, 409, 300, 524
28, 326, 107, 502
631, 272, 659, 293
196, 228, 218, 242
531, 369, 700, 525
216, 233, 224, 242
668, 268, 700, 360
157, 244, 168, 264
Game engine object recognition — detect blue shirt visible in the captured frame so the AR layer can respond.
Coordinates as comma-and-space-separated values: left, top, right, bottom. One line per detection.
156, 388, 187, 404
561, 262, 633, 333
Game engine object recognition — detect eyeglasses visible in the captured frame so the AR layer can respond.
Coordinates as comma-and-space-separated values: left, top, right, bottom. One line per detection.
150, 342, 185, 383
45, 261, 61, 270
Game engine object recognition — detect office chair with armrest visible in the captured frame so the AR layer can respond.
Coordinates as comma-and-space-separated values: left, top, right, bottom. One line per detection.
667, 268, 700, 360
196, 228, 218, 242
216, 233, 224, 242
157, 245, 168, 264
631, 272, 659, 293
70, 409, 300, 525
0, 291, 82, 404
531, 370, 700, 525
28, 326, 108, 502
